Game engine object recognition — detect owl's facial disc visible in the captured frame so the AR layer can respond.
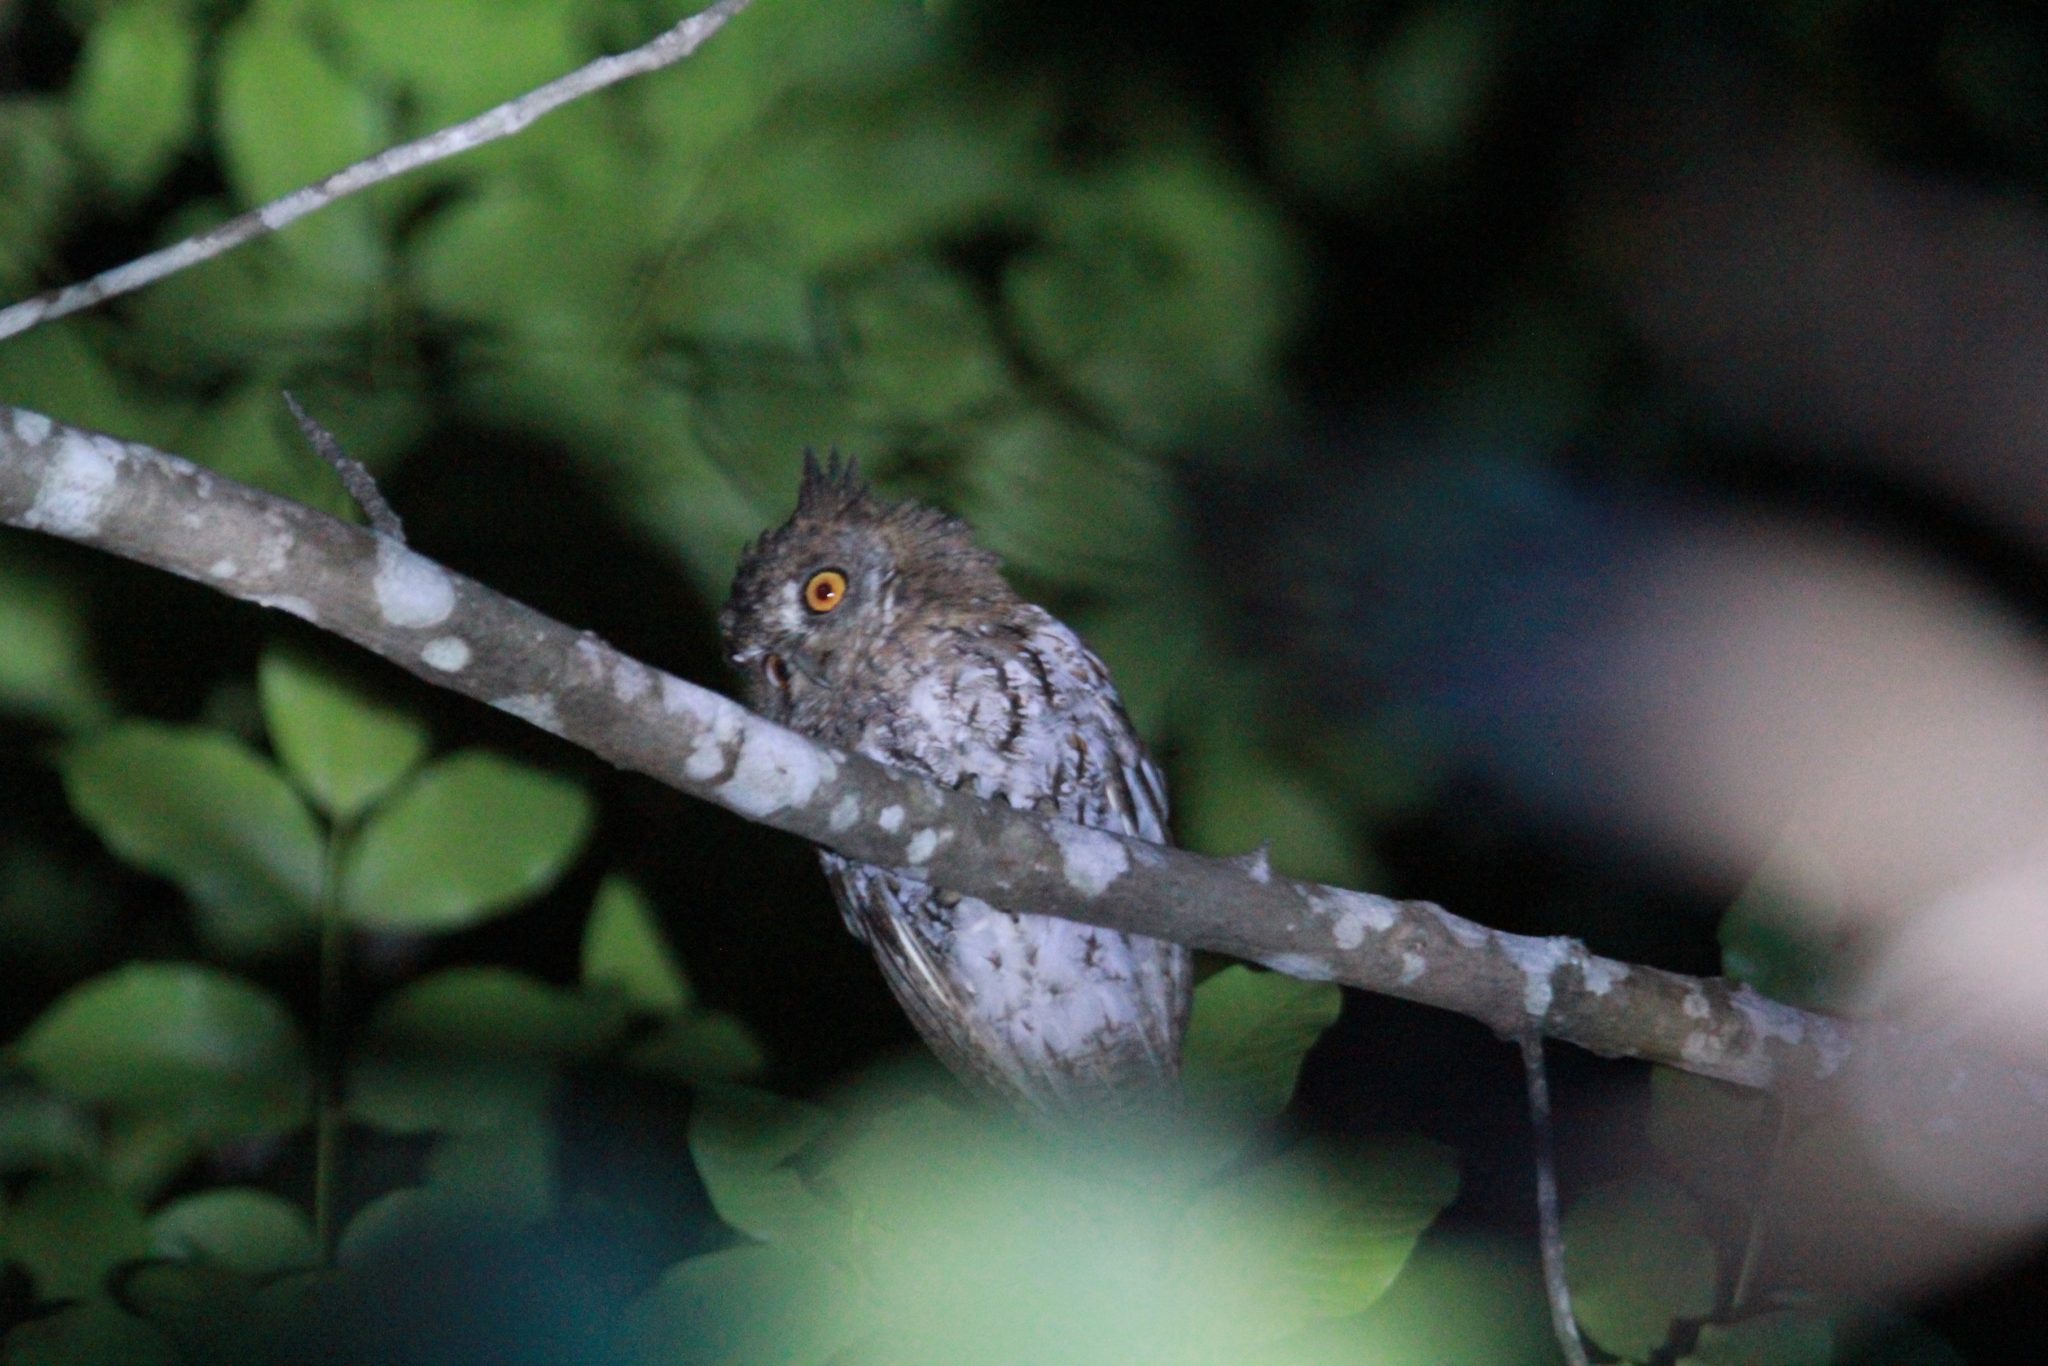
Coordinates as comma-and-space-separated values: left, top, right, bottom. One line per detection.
722, 513, 908, 719
734, 559, 873, 704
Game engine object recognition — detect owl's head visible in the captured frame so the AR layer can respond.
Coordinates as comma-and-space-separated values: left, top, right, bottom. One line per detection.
720, 451, 1009, 718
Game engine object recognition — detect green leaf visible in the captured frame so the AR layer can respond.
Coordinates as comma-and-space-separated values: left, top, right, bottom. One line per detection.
214, 0, 387, 267
412, 169, 648, 342
732, 84, 1042, 271
0, 551, 110, 730
0, 101, 77, 294
1720, 841, 1849, 1012
334, 1188, 500, 1268
423, 1118, 556, 1222
0, 1298, 180, 1366
70, 0, 200, 198
0, 1085, 96, 1173
1004, 151, 1302, 445
628, 1244, 861, 1366
1566, 1175, 1719, 1362
1170, 1135, 1458, 1345
582, 875, 691, 1013
626, 1011, 768, 1084
0, 1174, 149, 1299
108, 1261, 258, 1362
635, 0, 934, 187
320, 0, 580, 135
348, 1055, 551, 1136
955, 412, 1177, 594
648, 234, 821, 353
1692, 1311, 1833, 1366
1363, 4, 1505, 164
676, 1076, 1455, 1363
803, 1092, 1176, 1363
121, 209, 375, 376
350, 968, 625, 1134
362, 967, 627, 1059
686, 1084, 834, 1243
1065, 597, 1203, 746
341, 751, 592, 931
1182, 965, 1342, 1129
101, 1112, 203, 1204
12, 963, 310, 1138
1265, 5, 1503, 213
148, 1188, 319, 1276
258, 645, 429, 820
1648, 1067, 1776, 1208
1288, 1231, 1555, 1366
214, 0, 393, 311
61, 723, 324, 953
1176, 708, 1372, 891
833, 259, 1012, 426
0, 314, 160, 440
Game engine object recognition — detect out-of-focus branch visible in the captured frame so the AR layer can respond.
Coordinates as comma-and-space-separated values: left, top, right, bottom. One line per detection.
0, 0, 753, 344
11, 399, 2035, 1144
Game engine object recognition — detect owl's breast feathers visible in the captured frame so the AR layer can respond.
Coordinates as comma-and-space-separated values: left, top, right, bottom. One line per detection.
826, 608, 1191, 1120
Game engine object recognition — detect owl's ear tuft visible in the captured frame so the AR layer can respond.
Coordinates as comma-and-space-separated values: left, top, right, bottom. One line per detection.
796, 447, 871, 516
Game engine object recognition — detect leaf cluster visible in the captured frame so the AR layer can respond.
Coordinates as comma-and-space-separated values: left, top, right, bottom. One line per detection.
1, 649, 764, 1361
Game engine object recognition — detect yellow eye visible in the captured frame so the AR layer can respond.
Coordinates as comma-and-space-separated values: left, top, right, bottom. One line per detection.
803, 568, 848, 614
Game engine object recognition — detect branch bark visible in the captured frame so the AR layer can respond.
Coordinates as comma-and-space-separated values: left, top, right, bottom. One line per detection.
8, 399, 2038, 1150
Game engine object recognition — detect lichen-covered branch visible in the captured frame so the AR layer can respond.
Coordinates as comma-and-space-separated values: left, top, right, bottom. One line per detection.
3, 404, 2041, 1141
0, 0, 753, 344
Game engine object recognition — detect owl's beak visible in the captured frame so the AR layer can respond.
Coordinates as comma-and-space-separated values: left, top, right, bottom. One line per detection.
784, 651, 830, 688
739, 647, 828, 696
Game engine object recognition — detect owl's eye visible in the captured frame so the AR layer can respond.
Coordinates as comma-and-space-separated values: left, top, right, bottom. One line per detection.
803, 568, 848, 614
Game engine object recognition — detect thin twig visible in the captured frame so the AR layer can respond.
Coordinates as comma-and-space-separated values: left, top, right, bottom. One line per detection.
282, 392, 405, 543
0, 0, 755, 344
1522, 1031, 1592, 1366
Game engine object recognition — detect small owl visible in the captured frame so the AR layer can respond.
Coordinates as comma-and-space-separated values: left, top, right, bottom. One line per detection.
719, 453, 1191, 1119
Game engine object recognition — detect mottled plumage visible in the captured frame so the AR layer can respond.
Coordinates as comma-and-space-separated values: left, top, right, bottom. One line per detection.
719, 453, 1190, 1119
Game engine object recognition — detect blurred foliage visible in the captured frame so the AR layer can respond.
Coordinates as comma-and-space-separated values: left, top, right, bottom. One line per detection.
1552, 1152, 1968, 1366
639, 967, 1451, 1366
1719, 840, 1860, 1015
0, 0, 2016, 1358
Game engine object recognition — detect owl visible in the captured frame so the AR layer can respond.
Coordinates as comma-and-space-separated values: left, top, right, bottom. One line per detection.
719, 452, 1191, 1120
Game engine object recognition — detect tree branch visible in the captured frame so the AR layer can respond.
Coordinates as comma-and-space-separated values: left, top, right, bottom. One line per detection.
4, 403, 2044, 1151
0, 0, 754, 344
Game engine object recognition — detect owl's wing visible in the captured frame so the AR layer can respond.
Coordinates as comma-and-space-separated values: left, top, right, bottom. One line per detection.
827, 613, 1191, 1119
1030, 620, 1190, 1085
824, 852, 1082, 1115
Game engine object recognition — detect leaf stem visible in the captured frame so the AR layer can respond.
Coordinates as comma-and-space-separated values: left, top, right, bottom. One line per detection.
313, 819, 353, 1264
